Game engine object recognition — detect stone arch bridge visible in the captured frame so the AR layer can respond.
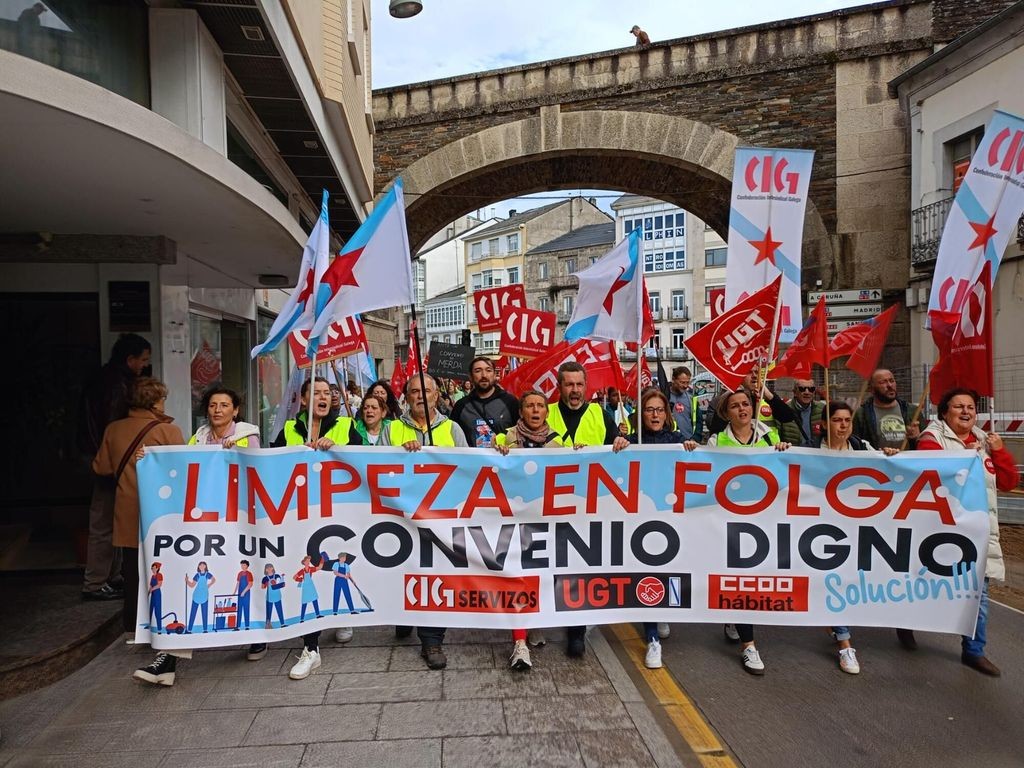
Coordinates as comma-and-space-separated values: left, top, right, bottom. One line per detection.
372, 0, 1013, 360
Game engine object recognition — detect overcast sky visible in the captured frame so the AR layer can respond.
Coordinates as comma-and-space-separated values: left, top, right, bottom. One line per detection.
370, 0, 862, 219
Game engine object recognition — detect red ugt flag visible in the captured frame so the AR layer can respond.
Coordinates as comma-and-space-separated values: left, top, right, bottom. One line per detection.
844, 304, 898, 379
683, 276, 781, 390
502, 339, 625, 401
768, 295, 829, 379
929, 261, 993, 402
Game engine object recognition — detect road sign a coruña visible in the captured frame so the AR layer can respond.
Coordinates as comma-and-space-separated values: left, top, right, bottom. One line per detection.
807, 288, 881, 304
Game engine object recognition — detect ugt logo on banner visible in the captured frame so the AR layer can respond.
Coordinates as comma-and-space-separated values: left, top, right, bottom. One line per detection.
500, 308, 556, 359
288, 316, 365, 368
474, 284, 526, 333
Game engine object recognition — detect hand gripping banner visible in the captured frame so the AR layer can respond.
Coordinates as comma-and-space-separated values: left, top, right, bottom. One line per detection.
136, 445, 989, 649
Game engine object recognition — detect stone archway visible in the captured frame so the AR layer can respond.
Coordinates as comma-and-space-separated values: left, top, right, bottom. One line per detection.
392, 109, 832, 279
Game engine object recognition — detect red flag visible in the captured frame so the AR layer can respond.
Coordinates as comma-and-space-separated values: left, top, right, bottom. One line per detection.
929, 261, 993, 402
624, 283, 656, 352
623, 357, 653, 394
828, 321, 872, 360
389, 358, 407, 400
405, 321, 423, 379
683, 276, 781, 389
288, 316, 367, 369
501, 339, 624, 401
845, 304, 898, 379
768, 296, 829, 379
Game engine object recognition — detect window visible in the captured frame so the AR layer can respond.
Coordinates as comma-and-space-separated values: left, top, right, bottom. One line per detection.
643, 251, 685, 273
538, 296, 550, 312
488, 238, 500, 256
507, 266, 520, 284
538, 262, 549, 280
562, 295, 575, 317
590, 255, 599, 265
471, 272, 482, 291
704, 287, 714, 305
645, 331, 660, 351
671, 291, 686, 312
481, 269, 501, 288
705, 247, 727, 267
949, 128, 984, 193
507, 233, 519, 253
648, 292, 661, 312
470, 242, 482, 260
675, 213, 686, 237
624, 219, 635, 234
565, 258, 576, 275
671, 328, 686, 350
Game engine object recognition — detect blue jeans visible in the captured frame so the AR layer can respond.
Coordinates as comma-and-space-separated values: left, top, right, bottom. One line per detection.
832, 626, 851, 643
643, 623, 658, 642
962, 578, 990, 658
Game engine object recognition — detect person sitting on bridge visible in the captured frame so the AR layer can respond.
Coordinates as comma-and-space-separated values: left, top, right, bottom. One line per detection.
630, 24, 651, 47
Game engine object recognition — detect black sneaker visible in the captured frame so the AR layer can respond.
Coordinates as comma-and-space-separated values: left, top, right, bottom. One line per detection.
566, 636, 586, 658
395, 625, 413, 639
133, 653, 177, 686
247, 644, 268, 661
82, 583, 123, 601
421, 645, 447, 670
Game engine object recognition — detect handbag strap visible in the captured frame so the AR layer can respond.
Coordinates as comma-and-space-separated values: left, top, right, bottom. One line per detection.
115, 419, 161, 484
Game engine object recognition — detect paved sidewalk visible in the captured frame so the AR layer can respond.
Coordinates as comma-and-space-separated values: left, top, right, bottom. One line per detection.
0, 626, 687, 768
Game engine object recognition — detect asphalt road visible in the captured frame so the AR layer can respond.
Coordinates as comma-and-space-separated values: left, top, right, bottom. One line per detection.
655, 604, 1024, 768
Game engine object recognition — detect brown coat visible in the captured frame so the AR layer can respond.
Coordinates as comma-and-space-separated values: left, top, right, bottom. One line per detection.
92, 408, 184, 548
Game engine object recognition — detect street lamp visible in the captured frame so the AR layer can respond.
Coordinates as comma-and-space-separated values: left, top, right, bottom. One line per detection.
389, 0, 422, 18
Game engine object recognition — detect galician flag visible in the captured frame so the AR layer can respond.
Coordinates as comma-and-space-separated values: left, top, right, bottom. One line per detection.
250, 190, 331, 358
928, 110, 1024, 320
565, 228, 649, 343
308, 178, 415, 354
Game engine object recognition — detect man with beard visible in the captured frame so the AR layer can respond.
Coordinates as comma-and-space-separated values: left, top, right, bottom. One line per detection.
852, 369, 921, 451
546, 361, 621, 658
667, 366, 701, 441
450, 356, 519, 447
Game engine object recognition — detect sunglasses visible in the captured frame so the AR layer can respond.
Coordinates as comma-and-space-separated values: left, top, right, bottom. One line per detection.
796, 386, 816, 392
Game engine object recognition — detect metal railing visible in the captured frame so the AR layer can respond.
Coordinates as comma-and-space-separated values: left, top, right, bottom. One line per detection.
670, 308, 689, 320
913, 197, 1024, 270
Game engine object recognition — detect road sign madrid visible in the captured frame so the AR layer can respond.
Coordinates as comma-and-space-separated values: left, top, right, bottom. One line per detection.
824, 302, 882, 319
807, 288, 881, 303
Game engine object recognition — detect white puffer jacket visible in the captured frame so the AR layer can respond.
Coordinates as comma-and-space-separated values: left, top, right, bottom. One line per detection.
919, 419, 1003, 581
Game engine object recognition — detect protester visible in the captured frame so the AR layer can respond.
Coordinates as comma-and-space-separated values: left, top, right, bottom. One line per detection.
382, 373, 468, 669
263, 378, 364, 679
604, 386, 631, 435
685, 389, 791, 675
354, 393, 391, 446
450, 380, 466, 403
668, 366, 701, 441
547, 361, 623, 658
852, 368, 922, 451
328, 382, 343, 417
912, 387, 1018, 676
78, 333, 151, 601
780, 378, 826, 447
91, 376, 186, 686
367, 379, 402, 420
346, 380, 362, 413
450, 356, 520, 446
613, 387, 681, 667
189, 386, 260, 448
705, 366, 794, 437
494, 389, 568, 670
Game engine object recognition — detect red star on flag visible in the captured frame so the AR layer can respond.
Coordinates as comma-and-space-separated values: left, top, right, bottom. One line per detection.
321, 247, 363, 293
967, 215, 998, 251
602, 267, 629, 314
749, 227, 783, 266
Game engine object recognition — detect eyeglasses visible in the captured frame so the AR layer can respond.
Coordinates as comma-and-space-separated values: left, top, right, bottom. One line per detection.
796, 386, 816, 392
643, 407, 666, 414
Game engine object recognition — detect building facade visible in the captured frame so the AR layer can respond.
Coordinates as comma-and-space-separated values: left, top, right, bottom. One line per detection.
0, 0, 375, 567
890, 1, 1024, 419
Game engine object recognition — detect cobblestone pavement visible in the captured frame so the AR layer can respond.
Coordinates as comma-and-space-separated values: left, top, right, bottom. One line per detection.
0, 626, 690, 768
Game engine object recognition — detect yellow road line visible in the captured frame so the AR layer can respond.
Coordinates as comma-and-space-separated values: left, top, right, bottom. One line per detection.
610, 623, 739, 768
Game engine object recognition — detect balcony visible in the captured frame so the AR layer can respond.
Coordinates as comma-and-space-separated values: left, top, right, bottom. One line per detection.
548, 274, 578, 291
649, 308, 663, 321
670, 308, 689, 320
912, 197, 1024, 270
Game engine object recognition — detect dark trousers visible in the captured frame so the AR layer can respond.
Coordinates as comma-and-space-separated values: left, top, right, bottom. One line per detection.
121, 547, 138, 633
567, 625, 586, 642
418, 626, 446, 647
736, 624, 755, 643
303, 631, 320, 651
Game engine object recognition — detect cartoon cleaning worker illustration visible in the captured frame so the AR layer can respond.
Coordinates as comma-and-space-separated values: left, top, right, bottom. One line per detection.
235, 560, 253, 631
148, 562, 163, 631
186, 561, 215, 633
294, 554, 322, 622
332, 552, 356, 615
262, 563, 286, 628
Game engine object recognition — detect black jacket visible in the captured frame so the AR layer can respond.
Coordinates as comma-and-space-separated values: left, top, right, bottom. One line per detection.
77, 363, 134, 455
450, 387, 520, 445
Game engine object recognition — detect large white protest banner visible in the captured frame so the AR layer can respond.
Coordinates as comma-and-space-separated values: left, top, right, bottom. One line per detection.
136, 446, 989, 650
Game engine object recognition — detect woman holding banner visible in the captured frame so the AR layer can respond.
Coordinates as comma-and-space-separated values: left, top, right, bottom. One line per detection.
495, 389, 571, 670
684, 389, 791, 675
614, 387, 684, 669
914, 387, 1019, 677
189, 386, 260, 448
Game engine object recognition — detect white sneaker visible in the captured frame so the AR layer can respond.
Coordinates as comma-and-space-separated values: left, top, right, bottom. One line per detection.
335, 627, 354, 644
724, 624, 740, 642
657, 623, 670, 639
838, 647, 860, 675
645, 639, 663, 669
509, 640, 532, 671
288, 648, 321, 680
527, 628, 546, 647
741, 645, 765, 675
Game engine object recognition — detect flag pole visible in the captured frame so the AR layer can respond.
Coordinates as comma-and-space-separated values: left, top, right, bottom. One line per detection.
900, 380, 929, 451
408, 305, 434, 445
756, 279, 785, 431
308, 349, 318, 444
823, 367, 831, 448
338, 359, 354, 419
636, 256, 645, 447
